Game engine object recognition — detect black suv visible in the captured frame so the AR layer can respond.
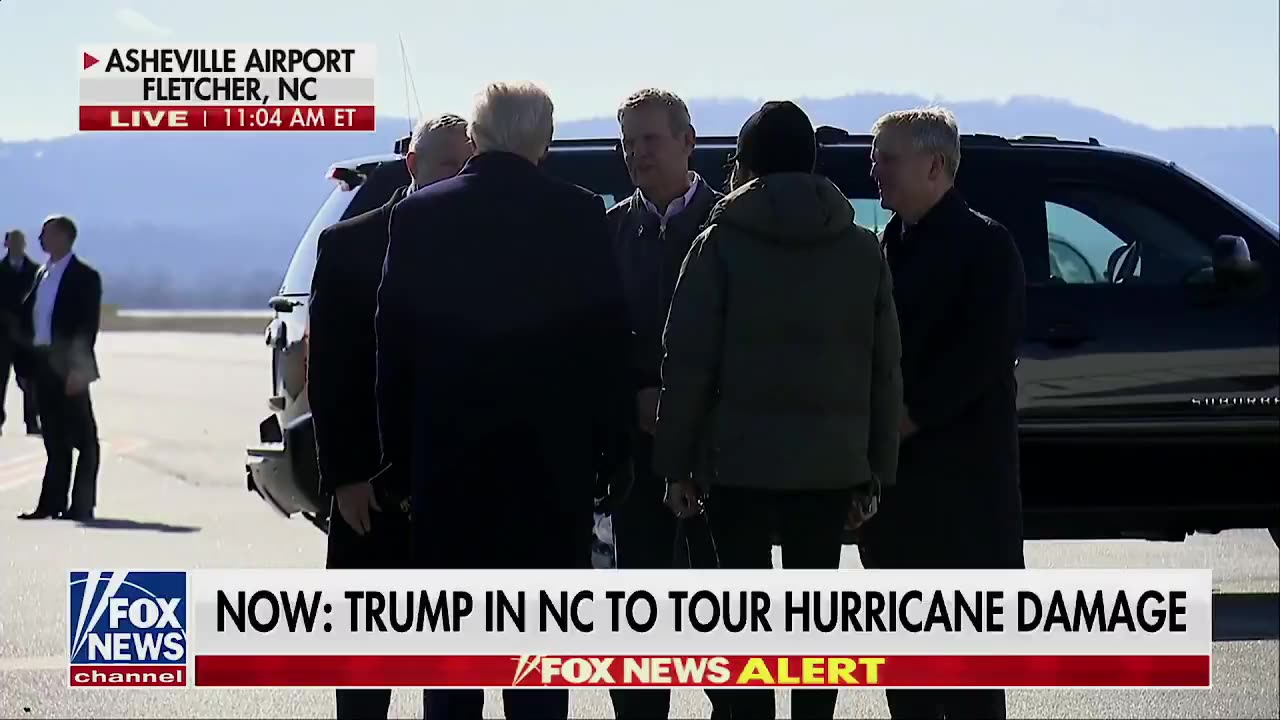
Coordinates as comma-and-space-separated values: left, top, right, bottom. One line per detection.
246, 128, 1280, 546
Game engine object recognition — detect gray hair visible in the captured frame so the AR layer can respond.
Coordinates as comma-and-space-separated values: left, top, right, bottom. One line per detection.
410, 113, 469, 156
872, 106, 961, 179
617, 88, 692, 137
469, 82, 555, 160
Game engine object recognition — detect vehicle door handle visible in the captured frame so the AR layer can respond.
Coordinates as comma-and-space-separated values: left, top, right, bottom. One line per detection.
1037, 322, 1091, 349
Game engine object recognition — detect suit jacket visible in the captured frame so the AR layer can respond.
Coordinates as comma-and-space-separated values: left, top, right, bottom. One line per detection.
373, 151, 631, 519
0, 254, 39, 350
19, 254, 103, 384
308, 185, 408, 496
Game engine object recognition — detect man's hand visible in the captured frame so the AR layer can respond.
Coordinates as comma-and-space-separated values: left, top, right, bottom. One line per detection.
336, 482, 381, 536
664, 479, 702, 519
636, 387, 660, 435
900, 410, 918, 440
846, 491, 879, 531
65, 371, 90, 396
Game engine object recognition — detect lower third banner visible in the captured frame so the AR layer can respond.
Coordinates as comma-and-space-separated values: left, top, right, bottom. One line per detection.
193, 654, 1210, 689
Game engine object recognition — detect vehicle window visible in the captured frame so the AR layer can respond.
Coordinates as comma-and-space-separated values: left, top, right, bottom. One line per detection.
850, 198, 893, 235
279, 185, 357, 295
1045, 190, 1211, 285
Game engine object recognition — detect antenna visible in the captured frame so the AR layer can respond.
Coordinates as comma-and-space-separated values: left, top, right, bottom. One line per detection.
398, 34, 423, 136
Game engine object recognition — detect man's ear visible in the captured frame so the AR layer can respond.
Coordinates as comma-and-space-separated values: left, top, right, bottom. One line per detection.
404, 152, 418, 181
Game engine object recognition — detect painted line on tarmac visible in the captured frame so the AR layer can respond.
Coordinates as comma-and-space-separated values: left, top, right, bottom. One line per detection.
0, 656, 67, 671
0, 437, 150, 493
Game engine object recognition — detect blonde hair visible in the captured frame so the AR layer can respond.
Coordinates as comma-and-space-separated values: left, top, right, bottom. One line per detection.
469, 82, 555, 161
872, 106, 961, 179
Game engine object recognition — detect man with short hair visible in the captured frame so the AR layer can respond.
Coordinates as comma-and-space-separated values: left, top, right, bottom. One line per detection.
859, 107, 1027, 720
374, 82, 631, 720
17, 215, 102, 522
308, 112, 472, 720
604, 87, 728, 720
1, 229, 40, 435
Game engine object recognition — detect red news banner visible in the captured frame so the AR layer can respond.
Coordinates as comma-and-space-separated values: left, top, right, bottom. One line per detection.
78, 45, 376, 132
183, 568, 1212, 690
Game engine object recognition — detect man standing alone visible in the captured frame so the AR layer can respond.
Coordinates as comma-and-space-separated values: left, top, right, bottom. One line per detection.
1, 229, 40, 435
859, 107, 1027, 719
16, 215, 102, 522
605, 87, 727, 720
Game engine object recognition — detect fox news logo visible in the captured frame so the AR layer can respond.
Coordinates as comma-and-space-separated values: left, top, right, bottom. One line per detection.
68, 571, 188, 687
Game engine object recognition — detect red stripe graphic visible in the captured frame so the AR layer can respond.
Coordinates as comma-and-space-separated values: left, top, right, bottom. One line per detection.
194, 654, 1210, 689
79, 105, 375, 131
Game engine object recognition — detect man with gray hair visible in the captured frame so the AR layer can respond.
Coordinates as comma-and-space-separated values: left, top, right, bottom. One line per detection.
308, 111, 472, 720
858, 107, 1026, 719
373, 82, 631, 720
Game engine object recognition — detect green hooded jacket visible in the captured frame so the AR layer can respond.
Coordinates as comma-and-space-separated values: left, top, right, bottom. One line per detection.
652, 172, 902, 493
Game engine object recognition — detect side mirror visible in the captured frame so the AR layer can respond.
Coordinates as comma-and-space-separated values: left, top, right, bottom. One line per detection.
1185, 235, 1266, 301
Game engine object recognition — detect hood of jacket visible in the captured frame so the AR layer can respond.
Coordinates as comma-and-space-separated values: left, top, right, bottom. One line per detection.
709, 172, 855, 245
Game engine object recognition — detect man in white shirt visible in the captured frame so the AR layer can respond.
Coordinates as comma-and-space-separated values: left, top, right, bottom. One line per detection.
17, 215, 102, 522
0, 229, 40, 434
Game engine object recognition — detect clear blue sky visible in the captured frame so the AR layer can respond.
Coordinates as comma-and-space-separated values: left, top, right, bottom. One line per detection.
1, 0, 1276, 141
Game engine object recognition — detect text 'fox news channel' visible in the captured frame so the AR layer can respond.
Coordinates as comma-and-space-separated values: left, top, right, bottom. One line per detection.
67, 569, 1212, 689
77, 45, 376, 132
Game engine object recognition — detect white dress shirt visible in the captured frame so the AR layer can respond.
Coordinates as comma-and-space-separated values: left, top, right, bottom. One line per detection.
33, 253, 73, 347
640, 172, 703, 229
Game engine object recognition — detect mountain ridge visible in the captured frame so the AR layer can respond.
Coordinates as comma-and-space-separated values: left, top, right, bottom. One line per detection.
0, 93, 1274, 308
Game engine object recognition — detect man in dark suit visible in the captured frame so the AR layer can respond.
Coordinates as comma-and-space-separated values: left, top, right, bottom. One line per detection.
17, 215, 102, 522
859, 108, 1027, 720
307, 112, 473, 720
373, 81, 631, 720
1, 229, 40, 435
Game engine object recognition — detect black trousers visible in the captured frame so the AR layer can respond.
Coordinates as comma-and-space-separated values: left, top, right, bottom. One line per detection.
705, 485, 853, 720
0, 339, 38, 431
858, 482, 1016, 720
31, 355, 98, 515
413, 459, 595, 720
608, 433, 727, 720
325, 495, 418, 720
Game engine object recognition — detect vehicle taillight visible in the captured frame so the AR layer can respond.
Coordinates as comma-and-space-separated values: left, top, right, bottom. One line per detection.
327, 166, 362, 192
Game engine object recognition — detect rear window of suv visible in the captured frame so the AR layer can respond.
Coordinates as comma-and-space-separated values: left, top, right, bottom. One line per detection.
278, 185, 358, 295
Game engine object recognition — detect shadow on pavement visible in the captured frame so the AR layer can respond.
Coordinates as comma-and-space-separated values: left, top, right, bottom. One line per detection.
1212, 592, 1279, 641
72, 517, 201, 534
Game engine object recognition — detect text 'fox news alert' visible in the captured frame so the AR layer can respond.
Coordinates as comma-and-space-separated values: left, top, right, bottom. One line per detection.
68, 571, 188, 687
78, 45, 376, 132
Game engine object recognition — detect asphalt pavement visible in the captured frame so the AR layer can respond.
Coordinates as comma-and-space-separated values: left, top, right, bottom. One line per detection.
1, 332, 1276, 719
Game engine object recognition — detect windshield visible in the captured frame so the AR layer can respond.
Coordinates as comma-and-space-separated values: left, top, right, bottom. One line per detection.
1175, 164, 1280, 239
279, 184, 358, 295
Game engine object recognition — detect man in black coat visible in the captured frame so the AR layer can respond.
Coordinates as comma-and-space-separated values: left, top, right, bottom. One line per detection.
1, 229, 40, 435
16, 216, 102, 522
858, 108, 1027, 719
373, 82, 631, 720
307, 112, 473, 720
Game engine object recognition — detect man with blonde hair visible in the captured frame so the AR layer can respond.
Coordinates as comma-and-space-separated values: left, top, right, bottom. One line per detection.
373, 82, 631, 720
858, 106, 1026, 720
308, 111, 472, 720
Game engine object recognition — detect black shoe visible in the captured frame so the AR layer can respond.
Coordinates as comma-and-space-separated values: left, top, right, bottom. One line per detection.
61, 509, 95, 522
18, 509, 62, 520
26, 426, 40, 436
